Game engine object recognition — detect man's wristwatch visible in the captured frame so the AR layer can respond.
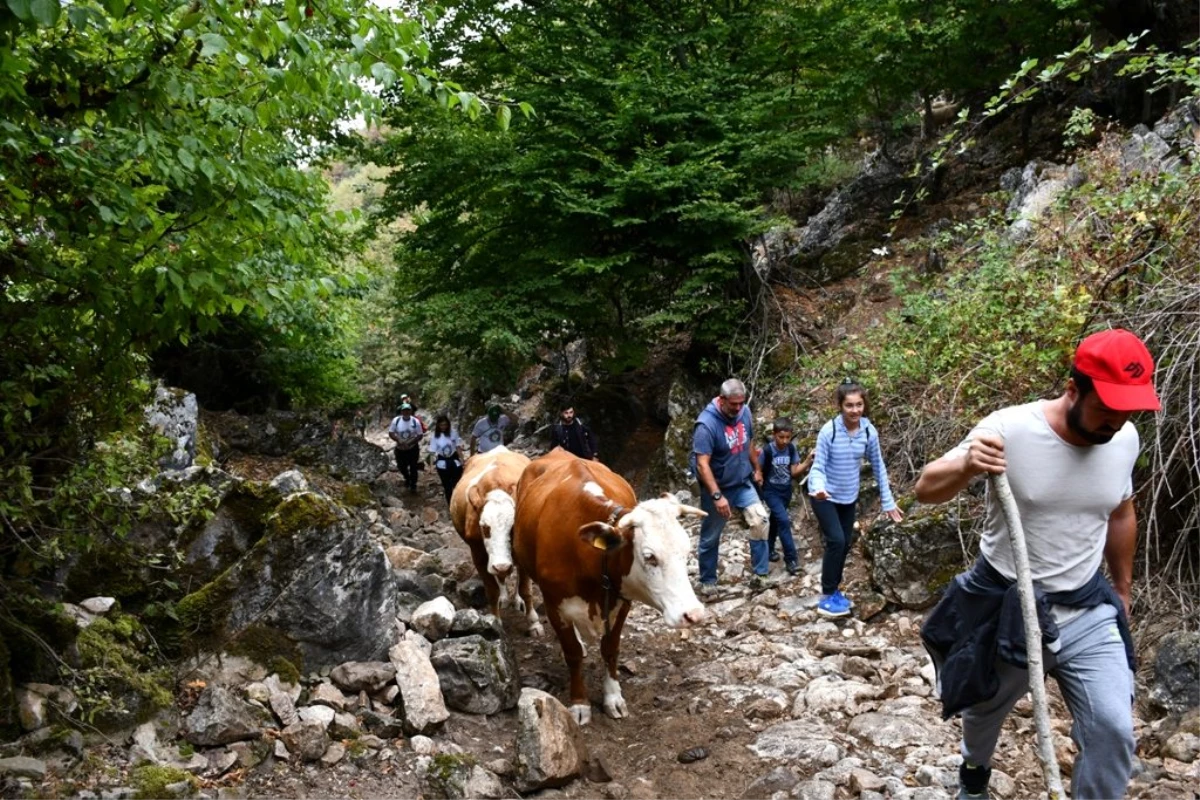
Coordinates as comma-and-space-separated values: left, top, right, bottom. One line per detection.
711, 491, 723, 501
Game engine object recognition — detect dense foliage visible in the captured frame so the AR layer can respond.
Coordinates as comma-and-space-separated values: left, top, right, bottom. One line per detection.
363, 0, 1097, 392
0, 0, 473, 512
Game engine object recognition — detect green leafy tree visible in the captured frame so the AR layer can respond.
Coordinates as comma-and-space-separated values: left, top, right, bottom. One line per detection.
367, 0, 872, 389
0, 0, 468, 483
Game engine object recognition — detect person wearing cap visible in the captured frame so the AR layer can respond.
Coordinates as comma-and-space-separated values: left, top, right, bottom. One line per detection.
914, 328, 1160, 800
470, 404, 511, 456
388, 403, 426, 492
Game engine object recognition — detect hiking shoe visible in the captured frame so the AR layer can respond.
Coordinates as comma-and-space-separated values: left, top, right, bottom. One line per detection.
816, 593, 851, 618
748, 573, 771, 593
697, 583, 720, 601
768, 550, 781, 562
957, 763, 991, 799
785, 560, 800, 576
832, 589, 854, 609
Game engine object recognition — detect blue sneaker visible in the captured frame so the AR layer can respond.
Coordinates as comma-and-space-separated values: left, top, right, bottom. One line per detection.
832, 590, 855, 609
817, 593, 851, 618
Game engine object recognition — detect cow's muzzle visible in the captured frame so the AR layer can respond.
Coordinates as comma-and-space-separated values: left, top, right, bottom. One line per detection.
489, 562, 513, 580
680, 606, 707, 626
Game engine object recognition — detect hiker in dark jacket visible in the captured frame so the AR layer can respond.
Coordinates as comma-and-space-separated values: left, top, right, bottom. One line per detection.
549, 405, 598, 460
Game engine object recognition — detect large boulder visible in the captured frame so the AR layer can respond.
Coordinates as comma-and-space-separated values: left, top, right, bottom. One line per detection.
177, 492, 405, 671
430, 624, 520, 714
863, 504, 970, 610
754, 149, 909, 284
204, 410, 389, 482
1149, 631, 1200, 715
389, 642, 450, 735
514, 688, 587, 792
184, 685, 269, 747
145, 385, 199, 471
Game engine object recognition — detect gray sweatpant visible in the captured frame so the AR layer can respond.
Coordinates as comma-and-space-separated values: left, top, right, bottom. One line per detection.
961, 603, 1134, 800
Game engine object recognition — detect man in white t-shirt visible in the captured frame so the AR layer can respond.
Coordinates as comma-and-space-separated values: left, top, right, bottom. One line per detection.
388, 403, 426, 492
470, 405, 511, 456
914, 329, 1161, 800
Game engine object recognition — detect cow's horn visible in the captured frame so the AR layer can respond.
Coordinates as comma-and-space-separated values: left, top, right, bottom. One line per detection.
677, 503, 707, 518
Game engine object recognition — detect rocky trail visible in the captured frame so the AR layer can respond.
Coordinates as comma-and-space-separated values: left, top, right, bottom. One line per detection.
2, 419, 1196, 800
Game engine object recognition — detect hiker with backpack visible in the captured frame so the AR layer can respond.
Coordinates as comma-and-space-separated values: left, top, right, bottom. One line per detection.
759, 417, 814, 576
808, 379, 904, 617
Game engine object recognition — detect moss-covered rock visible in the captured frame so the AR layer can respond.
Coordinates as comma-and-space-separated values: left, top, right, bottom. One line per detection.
130, 763, 198, 799
75, 615, 173, 731
227, 625, 304, 678
177, 491, 403, 670
863, 503, 974, 609
340, 483, 374, 508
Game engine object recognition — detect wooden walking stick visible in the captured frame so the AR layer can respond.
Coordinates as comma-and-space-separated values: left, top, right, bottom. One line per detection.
991, 472, 1065, 800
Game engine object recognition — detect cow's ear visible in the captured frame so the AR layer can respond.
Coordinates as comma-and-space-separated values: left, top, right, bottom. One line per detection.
468, 483, 484, 509
579, 522, 627, 552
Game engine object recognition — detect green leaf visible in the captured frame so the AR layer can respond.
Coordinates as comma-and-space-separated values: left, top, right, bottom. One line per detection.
6, 0, 32, 22
199, 32, 228, 58
29, 0, 59, 26
177, 147, 195, 170
497, 105, 511, 131
102, 0, 126, 16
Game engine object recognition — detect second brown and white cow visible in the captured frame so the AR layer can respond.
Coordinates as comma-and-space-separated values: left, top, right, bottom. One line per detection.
449, 446, 531, 617
513, 448, 706, 724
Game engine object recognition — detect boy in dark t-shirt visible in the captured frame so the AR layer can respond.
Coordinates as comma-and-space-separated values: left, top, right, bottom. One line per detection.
759, 417, 813, 575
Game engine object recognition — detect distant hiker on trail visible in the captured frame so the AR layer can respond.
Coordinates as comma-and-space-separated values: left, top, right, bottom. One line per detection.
807, 379, 903, 618
692, 378, 770, 597
549, 405, 598, 460
470, 404, 511, 456
427, 415, 465, 503
759, 417, 813, 577
352, 409, 368, 438
388, 403, 425, 492
915, 329, 1159, 800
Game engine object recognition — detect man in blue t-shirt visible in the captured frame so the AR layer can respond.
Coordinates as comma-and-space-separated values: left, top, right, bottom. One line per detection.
692, 378, 769, 596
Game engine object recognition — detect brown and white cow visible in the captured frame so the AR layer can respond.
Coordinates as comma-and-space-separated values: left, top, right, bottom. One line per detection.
513, 448, 707, 724
449, 446, 531, 617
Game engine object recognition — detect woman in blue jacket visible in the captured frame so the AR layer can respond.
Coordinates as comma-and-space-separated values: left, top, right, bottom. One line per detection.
807, 380, 904, 617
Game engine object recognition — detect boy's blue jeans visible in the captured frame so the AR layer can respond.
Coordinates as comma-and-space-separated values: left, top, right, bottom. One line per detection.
761, 485, 798, 564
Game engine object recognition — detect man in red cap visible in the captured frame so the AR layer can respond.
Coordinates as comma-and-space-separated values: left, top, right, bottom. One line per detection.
914, 329, 1160, 800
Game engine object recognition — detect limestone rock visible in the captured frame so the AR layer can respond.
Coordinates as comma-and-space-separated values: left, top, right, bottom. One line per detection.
410, 597, 456, 642
388, 640, 450, 734
280, 720, 330, 762
330, 661, 396, 693
297, 705, 335, 729
739, 766, 798, 799
308, 682, 347, 710
0, 756, 48, 780
80, 597, 117, 615
863, 506, 967, 609
269, 470, 308, 495
145, 385, 198, 471
847, 712, 930, 749
430, 634, 520, 715
184, 685, 268, 746
1150, 631, 1200, 715
269, 692, 299, 727
419, 755, 507, 800
179, 493, 407, 670
748, 721, 842, 767
515, 688, 588, 792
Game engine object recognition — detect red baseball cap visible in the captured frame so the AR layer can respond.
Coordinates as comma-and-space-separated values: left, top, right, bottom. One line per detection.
1073, 329, 1161, 411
